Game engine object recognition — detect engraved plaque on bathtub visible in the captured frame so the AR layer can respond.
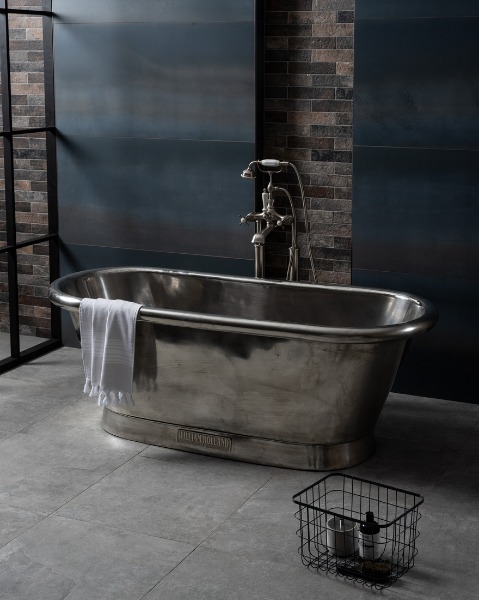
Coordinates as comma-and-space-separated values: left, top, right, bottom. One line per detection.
177, 429, 232, 452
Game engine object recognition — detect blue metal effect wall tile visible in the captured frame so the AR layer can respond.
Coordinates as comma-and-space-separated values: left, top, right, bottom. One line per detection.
352, 268, 479, 403
58, 135, 256, 260
60, 243, 254, 278
352, 146, 479, 279
59, 243, 254, 349
356, 0, 479, 19
54, 22, 255, 142
52, 0, 254, 23
354, 17, 479, 149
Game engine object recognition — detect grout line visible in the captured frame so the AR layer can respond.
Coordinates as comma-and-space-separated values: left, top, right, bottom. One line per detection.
353, 144, 479, 152
351, 266, 479, 285
356, 15, 479, 21
0, 399, 87, 443
49, 446, 146, 516
137, 470, 279, 599
0, 509, 197, 597
58, 133, 255, 144
13, 399, 86, 435
0, 430, 17, 444
46, 511, 193, 547
138, 546, 199, 600
48, 451, 274, 545
0, 434, 146, 523
197, 469, 278, 548
54, 20, 255, 25
0, 511, 52, 552
138, 453, 279, 495
60, 241, 254, 262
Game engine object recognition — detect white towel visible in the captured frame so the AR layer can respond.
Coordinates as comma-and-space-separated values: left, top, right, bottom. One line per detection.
79, 298, 142, 408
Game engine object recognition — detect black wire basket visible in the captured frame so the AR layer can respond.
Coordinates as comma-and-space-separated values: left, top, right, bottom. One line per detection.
293, 473, 424, 590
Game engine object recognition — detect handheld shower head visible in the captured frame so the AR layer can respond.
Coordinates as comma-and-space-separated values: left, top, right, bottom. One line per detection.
241, 159, 285, 180
241, 166, 256, 179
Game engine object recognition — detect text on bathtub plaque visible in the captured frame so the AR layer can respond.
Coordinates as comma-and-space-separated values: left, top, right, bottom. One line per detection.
177, 429, 232, 452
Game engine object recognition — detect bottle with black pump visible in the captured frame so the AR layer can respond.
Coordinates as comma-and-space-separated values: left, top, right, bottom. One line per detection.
358, 511, 381, 560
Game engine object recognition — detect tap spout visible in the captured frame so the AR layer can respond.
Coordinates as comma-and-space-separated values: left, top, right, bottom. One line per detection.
252, 222, 277, 245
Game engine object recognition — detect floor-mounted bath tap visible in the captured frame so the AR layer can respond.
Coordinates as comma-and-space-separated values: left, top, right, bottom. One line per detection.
240, 159, 317, 283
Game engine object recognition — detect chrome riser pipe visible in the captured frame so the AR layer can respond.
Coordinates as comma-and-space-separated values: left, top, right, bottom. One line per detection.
287, 247, 299, 282
254, 244, 265, 279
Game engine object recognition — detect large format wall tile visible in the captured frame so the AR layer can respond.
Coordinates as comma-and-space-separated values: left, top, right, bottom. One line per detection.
60, 243, 254, 278
354, 17, 479, 149
352, 269, 479, 402
356, 0, 479, 19
58, 135, 255, 259
53, 0, 254, 24
59, 243, 254, 348
352, 146, 479, 279
54, 23, 255, 141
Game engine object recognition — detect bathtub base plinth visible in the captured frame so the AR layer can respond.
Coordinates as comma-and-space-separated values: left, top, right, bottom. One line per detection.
102, 408, 376, 471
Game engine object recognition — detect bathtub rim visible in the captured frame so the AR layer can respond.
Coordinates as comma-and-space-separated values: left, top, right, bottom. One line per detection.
49, 266, 438, 344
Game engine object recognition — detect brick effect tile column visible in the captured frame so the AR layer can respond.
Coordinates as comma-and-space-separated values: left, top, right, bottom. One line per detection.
0, 1, 50, 338
264, 0, 353, 283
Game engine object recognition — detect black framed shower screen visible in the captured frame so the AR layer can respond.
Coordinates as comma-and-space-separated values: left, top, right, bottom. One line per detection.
0, 0, 61, 374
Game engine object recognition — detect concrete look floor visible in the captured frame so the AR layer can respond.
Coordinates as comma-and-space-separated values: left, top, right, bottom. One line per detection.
0, 346, 478, 600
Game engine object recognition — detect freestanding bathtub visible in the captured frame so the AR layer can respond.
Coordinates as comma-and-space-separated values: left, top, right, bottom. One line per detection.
49, 268, 437, 470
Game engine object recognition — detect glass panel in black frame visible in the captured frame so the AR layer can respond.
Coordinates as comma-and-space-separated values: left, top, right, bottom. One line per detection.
14, 130, 47, 242
0, 137, 5, 247
0, 247, 9, 358
0, 46, 3, 132
17, 240, 51, 350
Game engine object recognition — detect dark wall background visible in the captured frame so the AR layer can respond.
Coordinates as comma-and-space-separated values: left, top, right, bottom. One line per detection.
53, 0, 479, 403
52, 0, 259, 346
353, 1, 479, 402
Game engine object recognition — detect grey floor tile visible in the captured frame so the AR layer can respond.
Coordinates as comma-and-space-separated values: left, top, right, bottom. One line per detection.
376, 393, 479, 452
0, 429, 13, 442
374, 509, 479, 600
426, 423, 479, 514
56, 455, 276, 545
143, 546, 363, 600
23, 401, 147, 454
0, 376, 84, 434
0, 515, 194, 600
0, 431, 141, 513
346, 436, 454, 496
140, 445, 224, 463
140, 445, 277, 468
0, 345, 477, 600
0, 503, 47, 549
202, 468, 324, 568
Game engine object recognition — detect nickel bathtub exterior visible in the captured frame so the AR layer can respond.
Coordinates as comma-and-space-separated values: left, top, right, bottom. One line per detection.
49, 267, 437, 470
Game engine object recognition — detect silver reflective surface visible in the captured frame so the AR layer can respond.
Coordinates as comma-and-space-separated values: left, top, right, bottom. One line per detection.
50, 268, 438, 470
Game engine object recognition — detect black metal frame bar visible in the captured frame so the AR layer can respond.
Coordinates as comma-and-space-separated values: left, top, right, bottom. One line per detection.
254, 0, 265, 212
0, 0, 61, 374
